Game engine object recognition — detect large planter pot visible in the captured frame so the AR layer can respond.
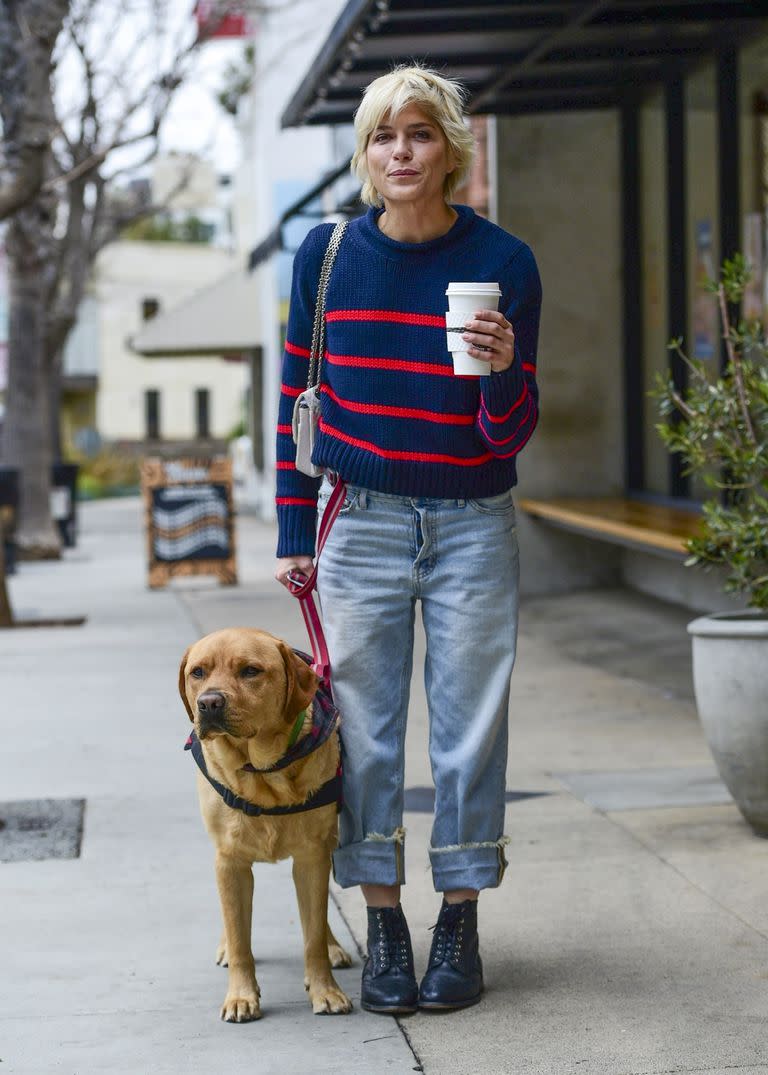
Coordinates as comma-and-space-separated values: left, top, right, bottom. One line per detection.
688, 611, 768, 837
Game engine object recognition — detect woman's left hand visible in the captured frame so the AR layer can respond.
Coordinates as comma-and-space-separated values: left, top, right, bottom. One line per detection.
462, 309, 515, 373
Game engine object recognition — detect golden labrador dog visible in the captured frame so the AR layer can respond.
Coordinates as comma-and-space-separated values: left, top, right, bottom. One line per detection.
179, 627, 353, 1022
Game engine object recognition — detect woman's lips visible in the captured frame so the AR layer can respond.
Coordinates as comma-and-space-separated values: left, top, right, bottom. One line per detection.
389, 170, 419, 176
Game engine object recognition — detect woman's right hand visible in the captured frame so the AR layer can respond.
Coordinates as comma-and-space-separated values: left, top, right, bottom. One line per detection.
275, 555, 315, 591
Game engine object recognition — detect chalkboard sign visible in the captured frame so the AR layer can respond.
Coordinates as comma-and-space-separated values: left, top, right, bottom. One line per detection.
141, 458, 237, 589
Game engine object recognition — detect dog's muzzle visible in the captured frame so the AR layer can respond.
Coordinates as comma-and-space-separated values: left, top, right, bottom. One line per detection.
197, 689, 228, 736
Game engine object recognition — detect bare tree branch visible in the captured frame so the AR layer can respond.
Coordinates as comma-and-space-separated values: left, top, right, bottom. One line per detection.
66, 8, 101, 152
43, 0, 250, 195
91, 154, 199, 256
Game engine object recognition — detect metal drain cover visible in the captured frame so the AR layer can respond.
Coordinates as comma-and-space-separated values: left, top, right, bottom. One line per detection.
0, 798, 85, 862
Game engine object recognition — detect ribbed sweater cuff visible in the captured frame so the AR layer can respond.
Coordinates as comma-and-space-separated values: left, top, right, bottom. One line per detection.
480, 357, 528, 415
276, 504, 317, 559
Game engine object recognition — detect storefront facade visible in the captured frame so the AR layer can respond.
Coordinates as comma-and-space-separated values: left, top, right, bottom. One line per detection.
274, 1, 768, 609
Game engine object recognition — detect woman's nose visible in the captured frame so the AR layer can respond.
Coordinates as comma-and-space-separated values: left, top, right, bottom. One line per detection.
392, 137, 412, 158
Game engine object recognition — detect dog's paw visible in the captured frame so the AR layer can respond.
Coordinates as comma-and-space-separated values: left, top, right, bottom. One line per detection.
328, 941, 353, 968
308, 980, 353, 1015
220, 989, 261, 1023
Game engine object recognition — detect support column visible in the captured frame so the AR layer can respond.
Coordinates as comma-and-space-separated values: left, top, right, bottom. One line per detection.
620, 96, 644, 493
665, 73, 689, 499
717, 47, 740, 372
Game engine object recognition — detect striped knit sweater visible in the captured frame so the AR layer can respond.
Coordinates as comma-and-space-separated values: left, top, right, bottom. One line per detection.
276, 204, 542, 557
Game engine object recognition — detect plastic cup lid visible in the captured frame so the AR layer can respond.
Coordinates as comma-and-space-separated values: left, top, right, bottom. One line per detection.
445, 281, 502, 294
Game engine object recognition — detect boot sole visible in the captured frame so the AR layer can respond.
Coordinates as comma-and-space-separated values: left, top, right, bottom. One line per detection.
418, 990, 483, 1012
361, 1000, 419, 1015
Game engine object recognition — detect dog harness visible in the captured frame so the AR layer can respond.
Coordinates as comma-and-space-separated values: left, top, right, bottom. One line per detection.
184, 650, 342, 817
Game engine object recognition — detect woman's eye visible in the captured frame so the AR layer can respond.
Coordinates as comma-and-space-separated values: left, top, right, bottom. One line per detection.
241, 666, 262, 678
191, 667, 204, 679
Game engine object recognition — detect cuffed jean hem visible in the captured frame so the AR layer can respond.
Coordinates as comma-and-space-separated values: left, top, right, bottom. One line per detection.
428, 839, 509, 892
332, 831, 406, 889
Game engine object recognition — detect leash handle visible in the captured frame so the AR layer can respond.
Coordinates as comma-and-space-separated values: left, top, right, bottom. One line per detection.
286, 479, 347, 686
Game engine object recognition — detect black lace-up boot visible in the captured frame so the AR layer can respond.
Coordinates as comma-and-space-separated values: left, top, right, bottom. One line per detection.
418, 898, 484, 1010
361, 903, 419, 1014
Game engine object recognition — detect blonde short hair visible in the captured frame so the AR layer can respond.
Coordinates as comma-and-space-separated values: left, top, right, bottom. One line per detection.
351, 64, 475, 207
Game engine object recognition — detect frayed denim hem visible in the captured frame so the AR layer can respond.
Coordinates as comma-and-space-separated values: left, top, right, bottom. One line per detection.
428, 837, 509, 892
332, 828, 406, 888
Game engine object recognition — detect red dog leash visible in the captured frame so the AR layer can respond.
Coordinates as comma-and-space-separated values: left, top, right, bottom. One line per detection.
286, 479, 347, 690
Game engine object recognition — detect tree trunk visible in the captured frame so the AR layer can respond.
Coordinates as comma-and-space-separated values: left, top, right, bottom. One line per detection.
48, 351, 63, 462
0, 208, 60, 559
0, 0, 71, 222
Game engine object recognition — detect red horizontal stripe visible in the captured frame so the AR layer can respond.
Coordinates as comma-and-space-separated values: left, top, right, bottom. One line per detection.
280, 383, 303, 398
277, 423, 293, 435
322, 385, 473, 426
275, 461, 295, 470
276, 497, 316, 506
285, 340, 311, 357
326, 309, 445, 329
495, 414, 538, 458
327, 352, 453, 376
481, 397, 534, 446
320, 420, 492, 466
480, 384, 527, 424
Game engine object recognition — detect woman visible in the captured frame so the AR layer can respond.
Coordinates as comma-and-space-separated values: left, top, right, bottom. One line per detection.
275, 65, 541, 1014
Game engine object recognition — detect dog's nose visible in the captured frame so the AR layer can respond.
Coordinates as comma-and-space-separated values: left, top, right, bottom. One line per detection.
197, 690, 226, 714
197, 690, 227, 728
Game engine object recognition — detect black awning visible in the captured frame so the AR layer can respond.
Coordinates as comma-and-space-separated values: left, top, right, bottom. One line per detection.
248, 156, 355, 271
281, 0, 768, 128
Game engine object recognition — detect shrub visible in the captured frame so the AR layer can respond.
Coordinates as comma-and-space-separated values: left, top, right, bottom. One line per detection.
652, 255, 768, 610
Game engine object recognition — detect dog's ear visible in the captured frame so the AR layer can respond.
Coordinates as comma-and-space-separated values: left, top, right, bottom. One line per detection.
278, 641, 319, 722
178, 647, 195, 722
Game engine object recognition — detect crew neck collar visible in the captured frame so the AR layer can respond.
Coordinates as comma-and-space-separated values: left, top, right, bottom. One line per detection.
357, 203, 476, 258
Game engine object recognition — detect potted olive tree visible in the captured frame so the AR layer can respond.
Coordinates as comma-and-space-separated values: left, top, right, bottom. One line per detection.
654, 254, 768, 837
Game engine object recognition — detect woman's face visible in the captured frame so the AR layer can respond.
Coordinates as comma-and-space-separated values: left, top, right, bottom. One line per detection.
365, 103, 456, 210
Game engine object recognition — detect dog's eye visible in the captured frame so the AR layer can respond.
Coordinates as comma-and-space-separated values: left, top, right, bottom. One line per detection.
241, 666, 262, 678
190, 667, 205, 679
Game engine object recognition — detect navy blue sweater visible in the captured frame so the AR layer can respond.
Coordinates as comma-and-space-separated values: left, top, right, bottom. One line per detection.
276, 204, 542, 557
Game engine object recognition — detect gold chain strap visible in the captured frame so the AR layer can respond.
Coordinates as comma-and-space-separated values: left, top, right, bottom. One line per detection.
306, 220, 347, 390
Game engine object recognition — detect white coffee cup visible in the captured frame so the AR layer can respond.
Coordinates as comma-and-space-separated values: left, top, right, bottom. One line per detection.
445, 282, 503, 376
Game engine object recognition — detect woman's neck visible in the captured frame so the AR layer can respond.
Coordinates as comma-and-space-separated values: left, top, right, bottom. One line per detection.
377, 200, 457, 244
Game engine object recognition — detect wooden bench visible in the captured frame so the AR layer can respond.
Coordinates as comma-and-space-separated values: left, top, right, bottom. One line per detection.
517, 497, 704, 558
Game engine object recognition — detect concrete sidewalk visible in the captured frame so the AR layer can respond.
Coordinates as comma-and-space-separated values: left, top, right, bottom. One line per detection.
1, 496, 767, 1075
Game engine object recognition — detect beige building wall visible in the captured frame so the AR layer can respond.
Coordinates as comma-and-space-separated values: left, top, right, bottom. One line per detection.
95, 241, 248, 441
495, 110, 624, 594
246, 0, 346, 514
496, 110, 624, 496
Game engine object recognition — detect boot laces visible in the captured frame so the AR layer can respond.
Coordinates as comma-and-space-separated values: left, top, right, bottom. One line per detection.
428, 903, 466, 966
371, 909, 411, 974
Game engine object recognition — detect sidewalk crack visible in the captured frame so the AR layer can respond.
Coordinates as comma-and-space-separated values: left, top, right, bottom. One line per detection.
328, 887, 427, 1072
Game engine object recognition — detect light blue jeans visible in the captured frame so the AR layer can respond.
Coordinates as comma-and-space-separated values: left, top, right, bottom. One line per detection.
317, 478, 520, 893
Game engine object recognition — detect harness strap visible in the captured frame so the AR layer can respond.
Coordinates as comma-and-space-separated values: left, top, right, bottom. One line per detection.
287, 478, 347, 687
186, 732, 340, 817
